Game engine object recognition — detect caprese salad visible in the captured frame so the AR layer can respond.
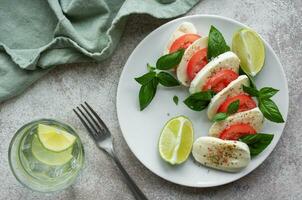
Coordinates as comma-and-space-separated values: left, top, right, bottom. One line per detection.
134, 22, 284, 172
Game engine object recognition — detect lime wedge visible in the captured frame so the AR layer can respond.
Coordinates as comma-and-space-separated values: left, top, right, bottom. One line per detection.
232, 28, 265, 76
38, 124, 76, 152
158, 116, 194, 165
32, 135, 73, 166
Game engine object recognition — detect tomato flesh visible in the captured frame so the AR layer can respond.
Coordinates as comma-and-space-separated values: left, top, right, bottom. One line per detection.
169, 34, 201, 53
218, 94, 256, 113
203, 69, 239, 93
219, 124, 257, 140
186, 48, 208, 81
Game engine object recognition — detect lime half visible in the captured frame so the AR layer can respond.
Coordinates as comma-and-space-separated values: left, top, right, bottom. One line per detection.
232, 28, 265, 76
38, 124, 76, 152
158, 116, 194, 165
32, 135, 73, 166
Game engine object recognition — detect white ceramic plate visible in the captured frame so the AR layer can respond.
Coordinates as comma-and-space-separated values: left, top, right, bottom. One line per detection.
116, 15, 288, 187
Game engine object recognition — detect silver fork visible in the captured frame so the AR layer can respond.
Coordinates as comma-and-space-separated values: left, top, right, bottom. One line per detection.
73, 102, 148, 200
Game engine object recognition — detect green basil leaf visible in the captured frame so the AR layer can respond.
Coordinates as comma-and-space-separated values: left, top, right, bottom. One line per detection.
227, 99, 240, 115
243, 85, 259, 97
139, 78, 158, 111
157, 72, 180, 87
186, 90, 214, 102
135, 71, 156, 85
184, 100, 209, 111
212, 112, 228, 122
156, 49, 184, 70
207, 25, 230, 60
183, 90, 214, 111
239, 67, 257, 89
259, 98, 284, 123
153, 77, 159, 87
239, 133, 274, 156
259, 87, 279, 99
173, 95, 179, 105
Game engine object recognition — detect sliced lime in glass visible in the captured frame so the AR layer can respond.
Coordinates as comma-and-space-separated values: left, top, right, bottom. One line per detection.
38, 124, 76, 152
32, 135, 73, 166
232, 28, 265, 76
158, 116, 194, 165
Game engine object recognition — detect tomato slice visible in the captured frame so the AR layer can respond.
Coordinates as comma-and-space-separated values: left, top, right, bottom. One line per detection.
203, 69, 239, 93
169, 34, 201, 53
186, 48, 208, 81
219, 124, 257, 140
218, 94, 256, 113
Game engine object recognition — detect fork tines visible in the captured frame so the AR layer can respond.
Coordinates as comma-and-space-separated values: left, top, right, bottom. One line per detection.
73, 102, 109, 139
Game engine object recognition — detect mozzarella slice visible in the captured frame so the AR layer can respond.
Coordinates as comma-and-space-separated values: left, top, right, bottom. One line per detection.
164, 22, 197, 55
209, 107, 264, 138
189, 51, 240, 94
207, 75, 250, 120
192, 137, 251, 172
177, 37, 208, 86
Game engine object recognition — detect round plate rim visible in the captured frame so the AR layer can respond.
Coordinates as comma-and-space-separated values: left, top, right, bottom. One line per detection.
116, 14, 289, 188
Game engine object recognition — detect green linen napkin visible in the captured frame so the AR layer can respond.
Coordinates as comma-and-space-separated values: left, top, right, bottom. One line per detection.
0, 0, 199, 102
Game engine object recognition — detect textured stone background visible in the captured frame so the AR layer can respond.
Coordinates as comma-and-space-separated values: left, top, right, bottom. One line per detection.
0, 0, 301, 199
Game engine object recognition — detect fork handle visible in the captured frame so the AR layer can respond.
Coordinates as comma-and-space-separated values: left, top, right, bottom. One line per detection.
112, 155, 148, 200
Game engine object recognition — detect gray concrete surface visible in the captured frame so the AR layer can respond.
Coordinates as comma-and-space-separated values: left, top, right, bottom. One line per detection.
0, 0, 301, 199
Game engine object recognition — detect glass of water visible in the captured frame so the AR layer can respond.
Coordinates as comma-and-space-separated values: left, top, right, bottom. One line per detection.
8, 119, 84, 192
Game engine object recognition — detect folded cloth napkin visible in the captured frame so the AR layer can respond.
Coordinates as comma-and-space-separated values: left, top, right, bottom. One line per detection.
0, 0, 199, 102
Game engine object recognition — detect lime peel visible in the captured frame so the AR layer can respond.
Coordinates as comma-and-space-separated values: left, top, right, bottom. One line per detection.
158, 116, 194, 165
232, 28, 265, 76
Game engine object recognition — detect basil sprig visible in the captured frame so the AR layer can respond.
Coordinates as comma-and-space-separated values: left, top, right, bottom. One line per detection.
183, 90, 215, 111
207, 25, 230, 61
243, 85, 284, 123
212, 100, 240, 122
135, 70, 180, 110
239, 133, 274, 156
135, 49, 184, 111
